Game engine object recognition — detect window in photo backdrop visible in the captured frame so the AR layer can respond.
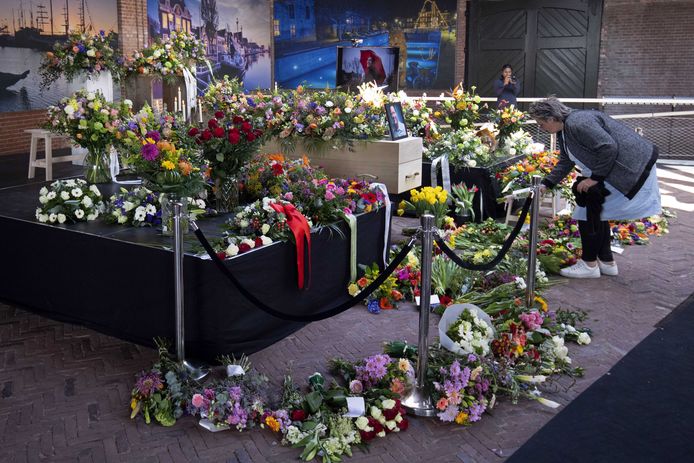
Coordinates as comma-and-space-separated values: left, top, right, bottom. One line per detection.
384, 102, 408, 140
0, 0, 119, 112
146, 0, 272, 93
273, 0, 456, 90
336, 46, 399, 93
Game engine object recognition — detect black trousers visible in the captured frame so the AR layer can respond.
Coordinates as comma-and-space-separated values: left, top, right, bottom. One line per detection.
578, 220, 614, 262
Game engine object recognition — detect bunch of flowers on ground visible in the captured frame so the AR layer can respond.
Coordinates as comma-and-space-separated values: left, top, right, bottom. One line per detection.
40, 30, 123, 88
445, 308, 495, 356
497, 150, 576, 196
35, 179, 104, 224
609, 215, 669, 245
348, 263, 404, 313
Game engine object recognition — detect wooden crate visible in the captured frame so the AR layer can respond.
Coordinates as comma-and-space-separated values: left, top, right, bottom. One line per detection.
260, 137, 423, 194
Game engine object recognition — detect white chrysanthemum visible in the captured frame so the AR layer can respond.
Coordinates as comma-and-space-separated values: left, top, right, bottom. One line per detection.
74, 209, 85, 219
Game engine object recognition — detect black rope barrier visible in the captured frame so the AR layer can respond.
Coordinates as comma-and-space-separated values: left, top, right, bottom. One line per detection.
193, 226, 416, 322
435, 194, 533, 271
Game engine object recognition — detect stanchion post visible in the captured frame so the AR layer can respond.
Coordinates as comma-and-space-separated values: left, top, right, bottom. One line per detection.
173, 202, 208, 381
525, 176, 542, 308
402, 213, 436, 417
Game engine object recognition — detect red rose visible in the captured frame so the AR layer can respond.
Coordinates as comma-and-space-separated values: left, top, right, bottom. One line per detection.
238, 243, 251, 253
213, 127, 225, 138
383, 407, 398, 421
232, 116, 244, 124
254, 237, 264, 248
241, 121, 252, 132
228, 131, 241, 144
271, 163, 284, 176
359, 430, 376, 442
396, 417, 409, 431
214, 111, 225, 119
216, 251, 226, 260
290, 409, 306, 421
246, 132, 256, 142
369, 417, 383, 434
208, 119, 218, 129
201, 129, 212, 141
254, 129, 263, 138
187, 127, 199, 137
398, 406, 406, 416
439, 294, 452, 306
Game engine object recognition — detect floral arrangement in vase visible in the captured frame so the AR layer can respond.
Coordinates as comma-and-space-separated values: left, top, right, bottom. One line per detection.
126, 30, 207, 82
39, 30, 123, 88
45, 89, 131, 183
35, 179, 104, 224
424, 127, 493, 168
435, 83, 484, 130
397, 186, 450, 228
451, 183, 478, 222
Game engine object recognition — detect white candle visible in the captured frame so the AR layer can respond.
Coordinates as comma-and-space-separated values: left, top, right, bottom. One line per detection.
177, 86, 182, 108
181, 100, 186, 119
198, 98, 203, 123
173, 97, 178, 113
274, 81, 278, 93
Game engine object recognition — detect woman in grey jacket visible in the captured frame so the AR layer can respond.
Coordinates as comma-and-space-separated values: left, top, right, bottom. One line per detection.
529, 97, 661, 278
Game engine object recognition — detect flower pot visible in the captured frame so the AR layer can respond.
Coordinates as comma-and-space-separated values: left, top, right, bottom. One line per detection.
160, 194, 189, 236
454, 212, 471, 227
83, 148, 111, 184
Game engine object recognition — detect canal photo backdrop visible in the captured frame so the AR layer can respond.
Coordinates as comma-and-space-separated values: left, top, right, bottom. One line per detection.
147, 0, 272, 93
0, 0, 118, 112
273, 0, 457, 90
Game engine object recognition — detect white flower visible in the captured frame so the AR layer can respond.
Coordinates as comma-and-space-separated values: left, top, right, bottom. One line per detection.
123, 201, 135, 212
86, 48, 96, 57
355, 416, 369, 430
71, 188, 83, 198
195, 199, 206, 209
117, 215, 128, 224
225, 243, 239, 256
47, 191, 57, 200
133, 207, 146, 222
86, 92, 95, 100
89, 184, 101, 196
48, 213, 57, 223
145, 204, 157, 215
577, 332, 591, 345
39, 195, 48, 204
261, 223, 270, 235
57, 213, 66, 224
260, 235, 272, 246
514, 277, 527, 290
239, 219, 249, 228
38, 214, 49, 223
344, 106, 352, 113
370, 406, 382, 420
516, 375, 547, 384
60, 191, 70, 200
325, 100, 334, 107
123, 99, 133, 107
81, 196, 93, 208
381, 399, 396, 410
39, 187, 48, 196
240, 238, 255, 249
74, 209, 85, 219
552, 336, 570, 361
64, 105, 75, 115
384, 420, 397, 431
87, 212, 98, 221
536, 397, 561, 408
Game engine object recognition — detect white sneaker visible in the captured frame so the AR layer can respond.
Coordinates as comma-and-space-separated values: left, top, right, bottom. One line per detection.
598, 259, 619, 276
559, 260, 601, 279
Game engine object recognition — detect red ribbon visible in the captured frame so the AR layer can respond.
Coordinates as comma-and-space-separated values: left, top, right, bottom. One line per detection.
270, 202, 311, 289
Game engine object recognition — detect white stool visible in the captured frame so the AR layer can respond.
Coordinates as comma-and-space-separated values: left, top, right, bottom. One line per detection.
25, 129, 81, 181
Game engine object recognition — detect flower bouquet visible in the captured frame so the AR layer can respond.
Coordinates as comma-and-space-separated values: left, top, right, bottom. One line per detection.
39, 29, 123, 88
424, 127, 493, 168
46, 89, 131, 183
494, 105, 528, 146
432, 358, 492, 425
439, 304, 495, 356
221, 198, 288, 257
35, 179, 104, 224
395, 93, 440, 145
435, 83, 484, 130
105, 186, 161, 226
126, 30, 207, 82
451, 183, 478, 222
397, 186, 450, 228
348, 262, 404, 313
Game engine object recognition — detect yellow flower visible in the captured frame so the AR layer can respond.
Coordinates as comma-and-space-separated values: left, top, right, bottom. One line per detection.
265, 416, 280, 432
397, 208, 405, 216
348, 283, 360, 296
130, 398, 138, 410
161, 160, 175, 170
398, 358, 411, 372
534, 296, 548, 312
455, 411, 468, 425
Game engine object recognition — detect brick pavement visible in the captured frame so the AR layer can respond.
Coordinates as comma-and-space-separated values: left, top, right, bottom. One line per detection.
1, 166, 693, 462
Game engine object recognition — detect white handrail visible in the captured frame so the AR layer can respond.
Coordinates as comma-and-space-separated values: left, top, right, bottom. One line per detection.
419, 96, 694, 106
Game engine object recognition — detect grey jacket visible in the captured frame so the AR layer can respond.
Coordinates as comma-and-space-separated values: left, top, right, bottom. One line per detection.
543, 110, 658, 199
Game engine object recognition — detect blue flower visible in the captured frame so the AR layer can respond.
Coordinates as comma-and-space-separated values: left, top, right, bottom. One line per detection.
367, 299, 380, 314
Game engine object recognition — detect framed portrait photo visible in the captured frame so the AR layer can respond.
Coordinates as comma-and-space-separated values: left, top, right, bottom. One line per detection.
384, 102, 408, 141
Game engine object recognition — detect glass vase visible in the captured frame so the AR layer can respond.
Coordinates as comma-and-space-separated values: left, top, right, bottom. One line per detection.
215, 176, 239, 214
160, 193, 189, 236
84, 148, 111, 184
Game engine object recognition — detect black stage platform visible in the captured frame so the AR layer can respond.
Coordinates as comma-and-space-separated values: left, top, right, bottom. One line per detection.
0, 180, 388, 361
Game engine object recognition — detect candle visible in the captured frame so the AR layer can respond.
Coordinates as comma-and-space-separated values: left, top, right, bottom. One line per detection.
198, 98, 203, 123
181, 100, 186, 119
274, 81, 278, 93
177, 86, 182, 109
173, 97, 178, 113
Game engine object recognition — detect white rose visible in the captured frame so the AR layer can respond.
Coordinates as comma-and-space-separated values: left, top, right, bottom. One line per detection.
57, 213, 66, 224
49, 213, 57, 223
38, 214, 49, 223
577, 332, 591, 345
261, 224, 270, 235
39, 187, 48, 195
81, 196, 93, 208
239, 219, 249, 228
260, 236, 272, 246
381, 399, 396, 410
370, 406, 382, 420
89, 184, 101, 196
385, 420, 397, 431
86, 48, 96, 57
240, 238, 255, 249
123, 201, 135, 212
39, 195, 48, 204
376, 431, 386, 438
74, 209, 85, 219
87, 92, 95, 100
225, 243, 239, 257
355, 416, 369, 430
60, 191, 70, 200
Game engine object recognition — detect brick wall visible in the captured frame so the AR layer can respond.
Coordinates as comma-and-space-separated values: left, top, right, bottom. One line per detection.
598, 0, 694, 108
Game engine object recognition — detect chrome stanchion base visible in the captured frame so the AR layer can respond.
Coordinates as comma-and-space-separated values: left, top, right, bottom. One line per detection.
402, 387, 436, 417
181, 360, 209, 381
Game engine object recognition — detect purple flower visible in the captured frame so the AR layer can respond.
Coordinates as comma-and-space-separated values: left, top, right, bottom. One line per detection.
141, 143, 159, 161
467, 354, 477, 363
146, 130, 161, 142
134, 371, 163, 398
228, 386, 242, 402
437, 404, 459, 422
468, 403, 486, 422
349, 379, 364, 394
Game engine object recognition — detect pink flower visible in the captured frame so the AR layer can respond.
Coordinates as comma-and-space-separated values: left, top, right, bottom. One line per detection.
390, 378, 405, 395
325, 190, 335, 201
349, 379, 364, 394
191, 393, 204, 408
283, 192, 293, 201
436, 397, 449, 410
